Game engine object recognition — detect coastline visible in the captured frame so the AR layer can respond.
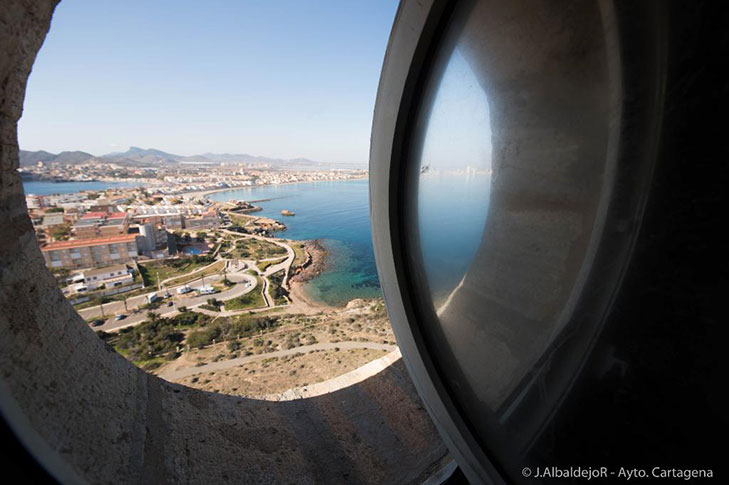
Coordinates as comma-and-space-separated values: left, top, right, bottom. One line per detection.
287, 239, 335, 311
193, 175, 368, 200
289, 239, 328, 284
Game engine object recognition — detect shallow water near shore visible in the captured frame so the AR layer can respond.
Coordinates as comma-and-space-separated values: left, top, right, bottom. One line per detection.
209, 179, 382, 306
210, 176, 491, 307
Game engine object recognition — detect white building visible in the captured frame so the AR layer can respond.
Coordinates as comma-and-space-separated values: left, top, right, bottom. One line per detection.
79, 264, 132, 291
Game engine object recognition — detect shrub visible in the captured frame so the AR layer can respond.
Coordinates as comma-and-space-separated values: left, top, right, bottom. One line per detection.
115, 312, 207, 363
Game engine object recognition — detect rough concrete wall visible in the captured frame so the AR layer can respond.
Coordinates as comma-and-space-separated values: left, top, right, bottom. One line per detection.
0, 2, 446, 482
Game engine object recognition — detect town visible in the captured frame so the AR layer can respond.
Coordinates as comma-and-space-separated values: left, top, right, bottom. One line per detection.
22, 156, 394, 398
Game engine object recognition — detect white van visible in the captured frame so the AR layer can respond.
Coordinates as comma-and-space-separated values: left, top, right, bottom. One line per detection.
196, 285, 216, 295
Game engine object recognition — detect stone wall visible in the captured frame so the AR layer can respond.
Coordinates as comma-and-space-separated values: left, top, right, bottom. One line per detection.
0, 2, 447, 482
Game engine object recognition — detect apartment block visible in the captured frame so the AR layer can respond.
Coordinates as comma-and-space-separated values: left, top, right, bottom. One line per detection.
41, 234, 141, 269
183, 210, 219, 230
73, 212, 129, 239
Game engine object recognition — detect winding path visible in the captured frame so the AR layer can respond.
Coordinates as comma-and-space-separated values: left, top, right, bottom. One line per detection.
158, 341, 397, 381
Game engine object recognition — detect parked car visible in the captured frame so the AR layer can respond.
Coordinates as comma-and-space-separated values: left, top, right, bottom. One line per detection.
91, 319, 104, 327
114, 314, 126, 321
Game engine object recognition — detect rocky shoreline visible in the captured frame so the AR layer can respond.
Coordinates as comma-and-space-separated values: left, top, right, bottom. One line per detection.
289, 239, 328, 284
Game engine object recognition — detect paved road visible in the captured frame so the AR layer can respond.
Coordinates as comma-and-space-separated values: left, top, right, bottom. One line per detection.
158, 259, 222, 287
220, 229, 295, 282
158, 341, 397, 381
84, 231, 296, 331
87, 269, 256, 331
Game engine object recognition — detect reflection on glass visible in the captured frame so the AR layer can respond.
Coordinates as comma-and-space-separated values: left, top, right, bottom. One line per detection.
416, 49, 492, 308
399, 0, 618, 480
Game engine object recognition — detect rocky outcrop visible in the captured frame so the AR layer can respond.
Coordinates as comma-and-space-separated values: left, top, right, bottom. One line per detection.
0, 3, 446, 482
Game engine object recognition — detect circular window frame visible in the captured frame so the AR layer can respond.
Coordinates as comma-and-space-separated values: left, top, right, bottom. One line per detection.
370, 0, 669, 482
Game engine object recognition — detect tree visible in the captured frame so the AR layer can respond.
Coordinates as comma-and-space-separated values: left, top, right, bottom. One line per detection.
49, 224, 71, 241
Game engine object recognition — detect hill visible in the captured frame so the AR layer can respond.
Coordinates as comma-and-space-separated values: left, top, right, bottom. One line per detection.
19, 150, 94, 166
20, 146, 366, 169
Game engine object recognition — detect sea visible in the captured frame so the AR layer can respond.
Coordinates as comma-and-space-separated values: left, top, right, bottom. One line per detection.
23, 180, 142, 195
210, 175, 491, 307
208, 179, 381, 306
24, 176, 492, 307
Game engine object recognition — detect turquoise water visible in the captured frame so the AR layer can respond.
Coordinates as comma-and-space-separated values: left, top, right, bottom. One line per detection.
23, 176, 492, 307
209, 179, 382, 306
209, 176, 492, 306
22, 180, 142, 195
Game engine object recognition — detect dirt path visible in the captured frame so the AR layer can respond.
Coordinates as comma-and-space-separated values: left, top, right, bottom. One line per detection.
158, 341, 397, 381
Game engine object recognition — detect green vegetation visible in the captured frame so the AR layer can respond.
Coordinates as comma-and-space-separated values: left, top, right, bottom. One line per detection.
219, 239, 232, 251
232, 237, 287, 260
269, 270, 288, 306
291, 242, 308, 268
49, 223, 71, 241
224, 277, 266, 310
164, 260, 226, 287
109, 311, 211, 364
185, 315, 279, 349
46, 207, 64, 213
200, 297, 222, 312
139, 255, 217, 288
228, 213, 256, 225
257, 257, 286, 272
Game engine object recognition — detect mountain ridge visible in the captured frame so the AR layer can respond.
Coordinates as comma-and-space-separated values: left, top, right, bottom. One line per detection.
19, 147, 365, 169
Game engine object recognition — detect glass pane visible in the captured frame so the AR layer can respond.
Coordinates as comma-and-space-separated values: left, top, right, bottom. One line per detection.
402, 0, 615, 479
416, 49, 492, 309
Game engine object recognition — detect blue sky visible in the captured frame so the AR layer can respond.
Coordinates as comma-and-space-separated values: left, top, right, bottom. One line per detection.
19, 0, 399, 165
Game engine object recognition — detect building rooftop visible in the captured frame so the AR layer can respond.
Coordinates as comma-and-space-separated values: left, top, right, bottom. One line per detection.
40, 214, 65, 227
41, 234, 137, 251
73, 219, 98, 227
80, 211, 108, 219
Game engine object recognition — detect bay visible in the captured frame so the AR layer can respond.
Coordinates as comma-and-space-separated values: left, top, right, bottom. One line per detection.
23, 180, 141, 196
208, 179, 382, 306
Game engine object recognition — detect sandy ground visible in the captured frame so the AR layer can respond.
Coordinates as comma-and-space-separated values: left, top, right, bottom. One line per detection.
174, 347, 391, 397
152, 298, 395, 396
284, 239, 334, 314
130, 205, 398, 399
287, 280, 333, 314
